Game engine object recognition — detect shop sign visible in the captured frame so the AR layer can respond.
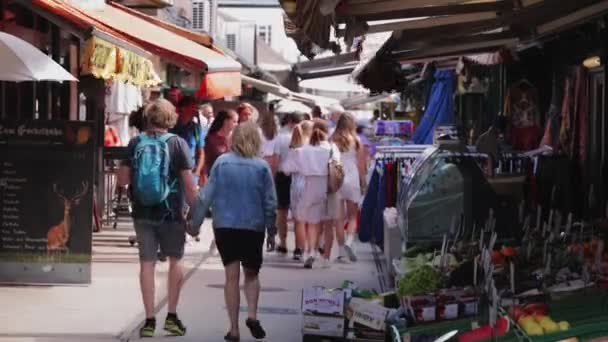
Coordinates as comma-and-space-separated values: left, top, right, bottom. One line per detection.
0, 120, 95, 284
82, 37, 160, 87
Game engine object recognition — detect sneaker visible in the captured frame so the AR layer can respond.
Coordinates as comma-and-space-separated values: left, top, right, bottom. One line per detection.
319, 258, 331, 268
164, 315, 186, 336
245, 318, 266, 339
304, 256, 315, 269
336, 256, 350, 264
139, 319, 156, 338
293, 248, 303, 261
344, 244, 358, 262
276, 246, 288, 255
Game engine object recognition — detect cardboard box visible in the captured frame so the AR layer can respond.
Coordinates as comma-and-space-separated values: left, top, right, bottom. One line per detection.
302, 315, 345, 338
347, 298, 391, 331
302, 287, 346, 316
404, 295, 437, 323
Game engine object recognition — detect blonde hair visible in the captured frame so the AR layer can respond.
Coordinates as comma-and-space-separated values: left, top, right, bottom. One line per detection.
145, 99, 177, 129
231, 121, 261, 158
332, 112, 360, 152
290, 124, 305, 149
310, 118, 329, 146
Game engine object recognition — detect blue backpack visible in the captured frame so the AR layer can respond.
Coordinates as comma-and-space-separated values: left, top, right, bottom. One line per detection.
131, 133, 176, 207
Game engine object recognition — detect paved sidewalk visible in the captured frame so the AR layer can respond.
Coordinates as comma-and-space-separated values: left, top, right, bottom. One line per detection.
0, 219, 213, 342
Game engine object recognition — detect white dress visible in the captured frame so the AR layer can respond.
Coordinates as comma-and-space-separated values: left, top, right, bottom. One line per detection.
285, 142, 338, 224
338, 141, 362, 204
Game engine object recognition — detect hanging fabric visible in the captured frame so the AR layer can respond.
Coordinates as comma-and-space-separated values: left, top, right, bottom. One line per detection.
411, 70, 456, 144
105, 80, 144, 145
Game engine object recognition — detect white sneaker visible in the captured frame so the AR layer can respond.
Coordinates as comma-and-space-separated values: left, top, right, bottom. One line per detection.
344, 244, 357, 262
319, 258, 331, 269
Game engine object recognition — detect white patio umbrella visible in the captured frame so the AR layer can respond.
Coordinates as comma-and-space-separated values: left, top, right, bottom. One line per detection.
0, 31, 77, 82
273, 98, 312, 114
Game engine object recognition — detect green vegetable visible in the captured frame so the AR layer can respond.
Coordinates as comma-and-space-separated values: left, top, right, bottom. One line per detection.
397, 265, 446, 297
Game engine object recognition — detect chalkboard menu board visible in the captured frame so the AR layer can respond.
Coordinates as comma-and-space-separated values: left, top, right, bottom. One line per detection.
0, 120, 95, 284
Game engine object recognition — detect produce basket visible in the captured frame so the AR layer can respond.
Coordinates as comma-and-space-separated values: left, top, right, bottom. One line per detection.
506, 289, 608, 342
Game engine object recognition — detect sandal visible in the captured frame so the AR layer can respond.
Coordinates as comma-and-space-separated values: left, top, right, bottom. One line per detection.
246, 318, 266, 339
224, 332, 240, 341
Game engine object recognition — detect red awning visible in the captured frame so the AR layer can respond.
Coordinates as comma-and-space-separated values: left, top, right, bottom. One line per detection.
32, 0, 242, 100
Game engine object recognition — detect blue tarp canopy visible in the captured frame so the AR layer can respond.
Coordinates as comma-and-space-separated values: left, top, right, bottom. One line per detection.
411, 70, 455, 144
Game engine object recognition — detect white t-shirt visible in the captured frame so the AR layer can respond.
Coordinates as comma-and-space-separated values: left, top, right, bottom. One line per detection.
273, 126, 293, 172
258, 128, 277, 157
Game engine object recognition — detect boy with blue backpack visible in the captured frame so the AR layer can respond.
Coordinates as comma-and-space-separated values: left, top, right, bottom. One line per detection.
118, 99, 197, 338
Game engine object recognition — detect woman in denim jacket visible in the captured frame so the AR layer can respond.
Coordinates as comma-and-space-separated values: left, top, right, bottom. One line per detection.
189, 122, 277, 341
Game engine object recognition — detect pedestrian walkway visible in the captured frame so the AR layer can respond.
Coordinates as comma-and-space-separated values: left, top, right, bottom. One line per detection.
0, 220, 384, 342
0, 218, 209, 342
137, 236, 382, 342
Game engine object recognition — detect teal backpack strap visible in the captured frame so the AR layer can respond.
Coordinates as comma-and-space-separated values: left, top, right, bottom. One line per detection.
159, 132, 176, 143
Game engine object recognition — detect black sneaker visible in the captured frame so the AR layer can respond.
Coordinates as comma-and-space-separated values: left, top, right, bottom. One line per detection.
276, 246, 288, 255
293, 248, 303, 261
139, 319, 156, 338
245, 318, 266, 339
164, 315, 186, 336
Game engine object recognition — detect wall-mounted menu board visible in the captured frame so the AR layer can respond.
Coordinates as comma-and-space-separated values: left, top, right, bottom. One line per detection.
0, 120, 95, 284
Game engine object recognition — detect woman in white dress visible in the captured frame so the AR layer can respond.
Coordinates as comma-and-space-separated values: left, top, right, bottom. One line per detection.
286, 121, 313, 261
285, 119, 338, 268
331, 113, 365, 262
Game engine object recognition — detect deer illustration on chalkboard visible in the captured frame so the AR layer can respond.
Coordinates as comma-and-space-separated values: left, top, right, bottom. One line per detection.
47, 181, 89, 255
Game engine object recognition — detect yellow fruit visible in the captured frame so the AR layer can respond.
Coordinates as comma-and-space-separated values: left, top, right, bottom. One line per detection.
539, 316, 554, 324
524, 322, 544, 336
542, 321, 560, 334
519, 316, 535, 326
534, 314, 547, 322
558, 321, 571, 331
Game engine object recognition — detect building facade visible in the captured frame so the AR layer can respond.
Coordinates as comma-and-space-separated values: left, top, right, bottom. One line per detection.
197, 0, 300, 66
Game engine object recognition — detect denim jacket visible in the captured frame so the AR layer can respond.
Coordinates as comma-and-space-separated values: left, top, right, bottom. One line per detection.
190, 152, 277, 234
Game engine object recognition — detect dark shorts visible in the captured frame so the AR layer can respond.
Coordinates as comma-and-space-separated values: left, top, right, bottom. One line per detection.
214, 228, 265, 273
275, 172, 291, 210
134, 219, 186, 261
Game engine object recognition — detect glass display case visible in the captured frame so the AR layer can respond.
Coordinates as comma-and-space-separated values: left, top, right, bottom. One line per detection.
399, 147, 499, 246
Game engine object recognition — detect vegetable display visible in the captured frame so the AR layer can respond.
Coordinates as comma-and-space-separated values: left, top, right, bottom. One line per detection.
398, 265, 446, 297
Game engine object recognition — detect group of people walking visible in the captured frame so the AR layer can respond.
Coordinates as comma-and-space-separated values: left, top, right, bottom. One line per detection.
270, 107, 368, 269
118, 97, 369, 341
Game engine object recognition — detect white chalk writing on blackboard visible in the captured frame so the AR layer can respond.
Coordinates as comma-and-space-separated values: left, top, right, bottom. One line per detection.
0, 125, 62, 137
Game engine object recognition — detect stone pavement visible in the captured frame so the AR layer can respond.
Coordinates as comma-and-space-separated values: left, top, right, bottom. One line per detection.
0, 219, 386, 342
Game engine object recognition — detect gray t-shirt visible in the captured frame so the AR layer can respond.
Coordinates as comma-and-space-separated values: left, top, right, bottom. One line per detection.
122, 133, 193, 222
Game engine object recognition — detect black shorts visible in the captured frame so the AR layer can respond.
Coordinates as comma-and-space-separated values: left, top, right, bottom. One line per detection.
214, 228, 265, 273
275, 172, 291, 210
